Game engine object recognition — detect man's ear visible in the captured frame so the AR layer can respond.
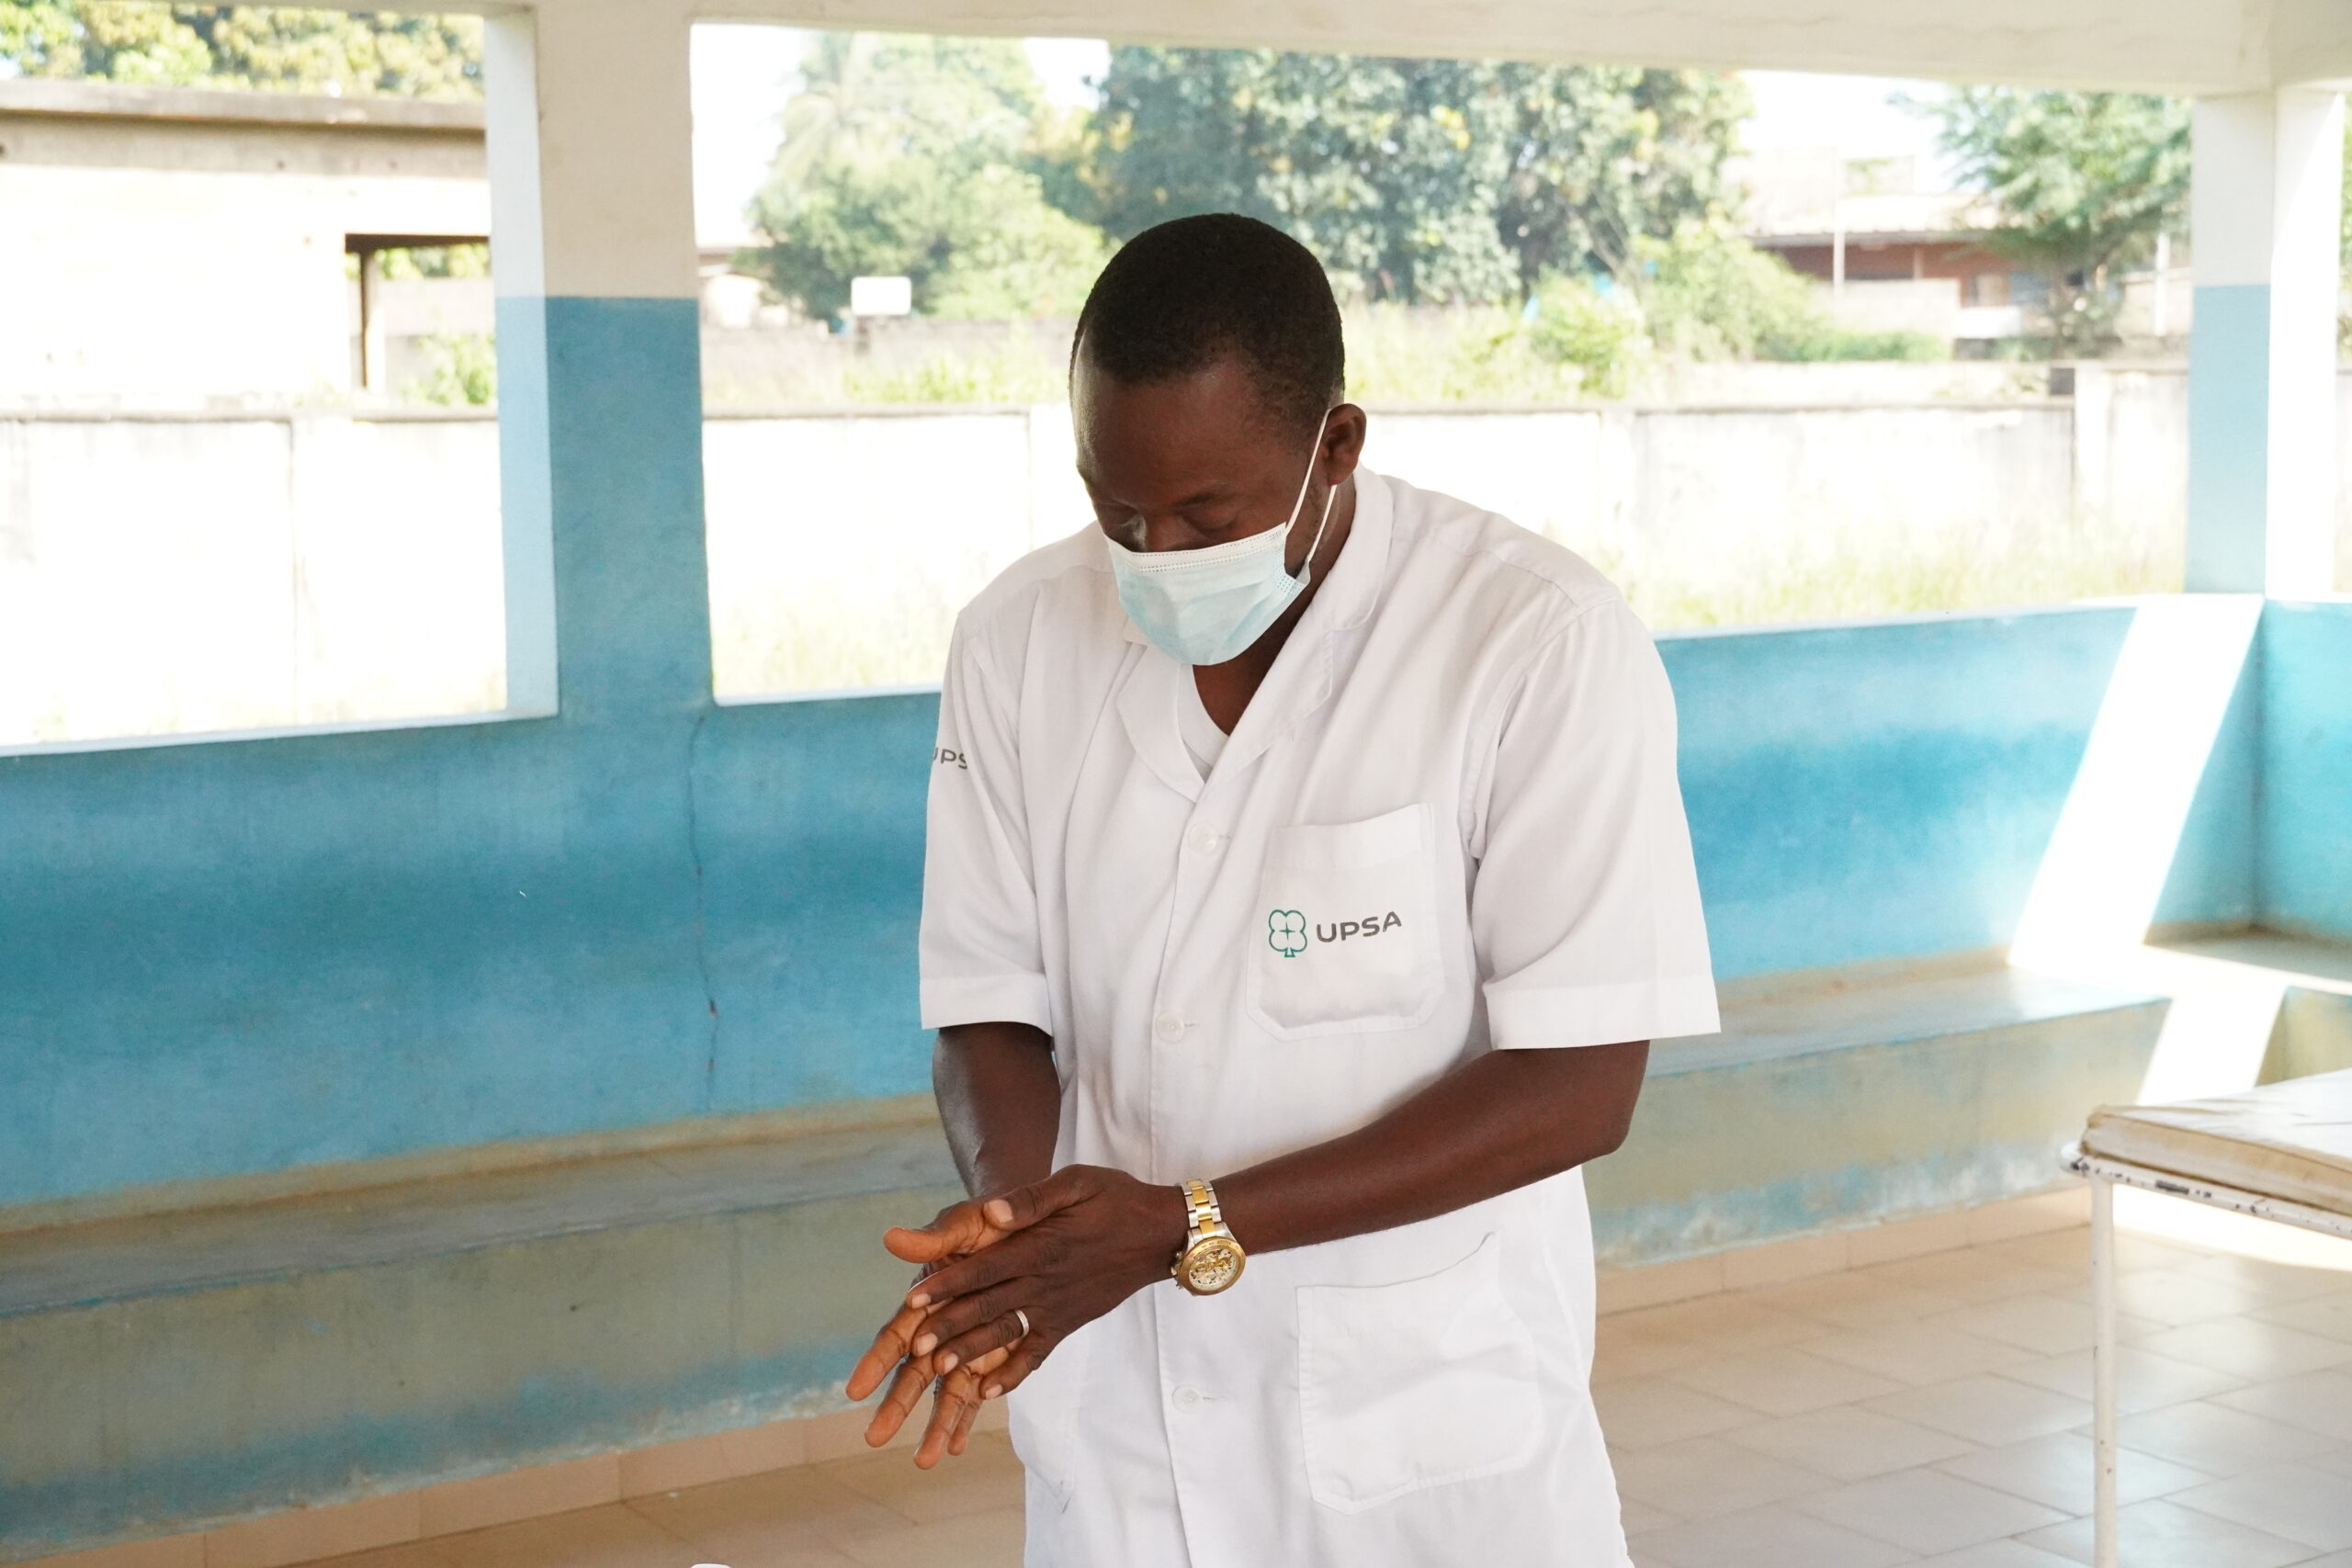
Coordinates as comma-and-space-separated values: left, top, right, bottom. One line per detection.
1323, 403, 1368, 482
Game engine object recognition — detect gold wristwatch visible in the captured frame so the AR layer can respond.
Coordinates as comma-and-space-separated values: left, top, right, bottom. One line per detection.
1172, 1178, 1246, 1295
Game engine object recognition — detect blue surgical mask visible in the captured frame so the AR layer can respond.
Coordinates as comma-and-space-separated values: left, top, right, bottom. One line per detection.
1104, 415, 1339, 667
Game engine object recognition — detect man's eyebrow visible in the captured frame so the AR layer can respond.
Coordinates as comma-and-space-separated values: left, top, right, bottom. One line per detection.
1079, 476, 1236, 512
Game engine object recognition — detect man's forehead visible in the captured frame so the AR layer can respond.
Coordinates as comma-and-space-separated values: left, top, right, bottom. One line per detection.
1073, 355, 1295, 491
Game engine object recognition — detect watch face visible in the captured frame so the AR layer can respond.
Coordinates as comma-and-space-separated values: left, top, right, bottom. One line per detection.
1184, 1237, 1244, 1294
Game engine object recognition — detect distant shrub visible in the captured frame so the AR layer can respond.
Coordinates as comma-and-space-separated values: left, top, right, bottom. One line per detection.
1523, 276, 1652, 397
400, 332, 496, 405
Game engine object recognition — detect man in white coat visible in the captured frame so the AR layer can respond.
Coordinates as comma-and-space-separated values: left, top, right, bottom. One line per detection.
846, 213, 1720, 1566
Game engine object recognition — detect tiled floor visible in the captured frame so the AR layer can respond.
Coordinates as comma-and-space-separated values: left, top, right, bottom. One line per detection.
290, 1219, 2352, 1568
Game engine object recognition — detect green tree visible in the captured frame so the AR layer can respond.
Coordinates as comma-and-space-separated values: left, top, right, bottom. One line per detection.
1080, 50, 1746, 305
0, 3, 480, 96
1930, 87, 2189, 355
739, 34, 1109, 321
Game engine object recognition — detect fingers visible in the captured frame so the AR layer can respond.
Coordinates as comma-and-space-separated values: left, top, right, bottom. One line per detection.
913, 1369, 983, 1470
978, 1334, 1051, 1401
909, 1280, 1029, 1365
928, 1303, 1035, 1376
947, 1379, 984, 1456
844, 1297, 930, 1401
978, 1165, 1095, 1235
883, 1197, 1001, 1265
907, 1236, 1035, 1310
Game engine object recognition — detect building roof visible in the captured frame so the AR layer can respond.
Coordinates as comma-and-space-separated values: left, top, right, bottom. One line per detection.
0, 76, 482, 132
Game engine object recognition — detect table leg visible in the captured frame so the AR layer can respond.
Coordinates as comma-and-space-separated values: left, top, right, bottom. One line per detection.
2091, 1172, 2119, 1568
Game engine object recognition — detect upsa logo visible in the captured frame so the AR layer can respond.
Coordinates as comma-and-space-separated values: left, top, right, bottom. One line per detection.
1266, 908, 1402, 957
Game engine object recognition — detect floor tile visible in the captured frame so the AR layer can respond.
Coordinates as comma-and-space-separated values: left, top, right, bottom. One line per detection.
2302, 1446, 2352, 1482
2083, 1268, 2282, 1327
1792, 1467, 2067, 1554
287, 1550, 459, 1568
2112, 1399, 2342, 1476
832, 1506, 1024, 1568
1594, 1377, 1763, 1448
1805, 1322, 2040, 1386
1970, 1229, 2098, 1275
625, 1466, 911, 1555
1668, 1346, 1906, 1416
1917, 1295, 2120, 1356
431, 1506, 697, 1568
1619, 1498, 1683, 1534
1606, 1294, 1826, 1356
2250, 1289, 2352, 1344
1906, 1543, 2081, 1568
1742, 1271, 1969, 1330
2167, 1462, 2352, 1551
1722, 1404, 1977, 1480
1596, 1296, 1825, 1382
2017, 1496, 2317, 1568
2175, 1251, 2352, 1306
817, 1434, 1025, 1525
1610, 1435, 1835, 1520
2210, 1368, 2352, 1441
2133, 1316, 2352, 1381
1932, 1432, 2211, 1512
1858, 1250, 2076, 1304
1996, 1344, 2245, 1412
1860, 1374, 2090, 1445
1632, 1502, 1914, 1568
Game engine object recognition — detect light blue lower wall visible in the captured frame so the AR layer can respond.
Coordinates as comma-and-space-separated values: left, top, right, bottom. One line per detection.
0, 295, 2287, 1214
2261, 600, 2352, 940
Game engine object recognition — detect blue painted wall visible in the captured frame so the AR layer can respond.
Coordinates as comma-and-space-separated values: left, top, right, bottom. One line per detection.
0, 295, 2284, 1211
2260, 600, 2352, 941
1667, 610, 2131, 978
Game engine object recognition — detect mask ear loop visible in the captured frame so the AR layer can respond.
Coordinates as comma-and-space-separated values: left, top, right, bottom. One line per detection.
1288, 410, 1339, 587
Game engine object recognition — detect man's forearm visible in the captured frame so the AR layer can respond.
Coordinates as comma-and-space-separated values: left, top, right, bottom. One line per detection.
1213, 1041, 1648, 1258
934, 1021, 1063, 1200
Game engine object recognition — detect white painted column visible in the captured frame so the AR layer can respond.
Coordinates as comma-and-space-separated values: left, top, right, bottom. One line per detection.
483, 0, 709, 717
2185, 89, 2345, 597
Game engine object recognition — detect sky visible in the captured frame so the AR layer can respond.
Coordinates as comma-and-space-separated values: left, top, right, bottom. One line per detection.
686, 27, 1954, 246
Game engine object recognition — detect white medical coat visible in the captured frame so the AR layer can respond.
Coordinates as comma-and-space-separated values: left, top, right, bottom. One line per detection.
919, 469, 1719, 1567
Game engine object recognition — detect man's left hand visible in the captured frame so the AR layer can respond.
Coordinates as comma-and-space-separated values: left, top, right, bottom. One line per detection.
901, 1165, 1187, 1403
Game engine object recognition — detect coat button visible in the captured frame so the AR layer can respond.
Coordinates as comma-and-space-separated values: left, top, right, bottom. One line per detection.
1188, 824, 1223, 855
1171, 1385, 1204, 1412
1152, 1010, 1186, 1043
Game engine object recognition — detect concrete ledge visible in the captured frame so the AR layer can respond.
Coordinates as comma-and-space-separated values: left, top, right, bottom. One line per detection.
14, 1402, 1006, 1568
1589, 954, 2167, 1269
0, 1125, 964, 1564
1595, 1186, 2094, 1314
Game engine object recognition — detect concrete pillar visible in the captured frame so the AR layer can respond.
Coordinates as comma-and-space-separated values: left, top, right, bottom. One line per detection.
483, 0, 708, 719
2185, 89, 2345, 597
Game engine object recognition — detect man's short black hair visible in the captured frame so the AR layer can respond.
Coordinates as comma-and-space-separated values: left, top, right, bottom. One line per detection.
1073, 213, 1345, 437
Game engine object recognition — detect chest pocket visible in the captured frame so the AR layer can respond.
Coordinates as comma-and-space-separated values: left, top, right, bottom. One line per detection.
1245, 802, 1442, 1039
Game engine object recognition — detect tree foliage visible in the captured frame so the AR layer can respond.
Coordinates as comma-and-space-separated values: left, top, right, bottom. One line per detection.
738, 34, 1108, 321
1076, 50, 1747, 304
0, 3, 481, 96
1930, 87, 2189, 353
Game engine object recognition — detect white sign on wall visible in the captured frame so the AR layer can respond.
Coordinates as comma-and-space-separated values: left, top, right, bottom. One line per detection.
849, 276, 913, 317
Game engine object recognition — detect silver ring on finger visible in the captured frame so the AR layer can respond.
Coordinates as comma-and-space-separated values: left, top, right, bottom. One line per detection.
1013, 1307, 1032, 1339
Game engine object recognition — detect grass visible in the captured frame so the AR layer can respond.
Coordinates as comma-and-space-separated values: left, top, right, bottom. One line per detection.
1603, 518, 2183, 634
709, 521, 2187, 695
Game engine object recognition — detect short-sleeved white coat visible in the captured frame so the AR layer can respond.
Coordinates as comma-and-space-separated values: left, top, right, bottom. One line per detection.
920, 468, 1719, 1568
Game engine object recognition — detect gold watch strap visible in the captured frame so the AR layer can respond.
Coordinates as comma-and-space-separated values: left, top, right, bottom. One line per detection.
1182, 1178, 1226, 1236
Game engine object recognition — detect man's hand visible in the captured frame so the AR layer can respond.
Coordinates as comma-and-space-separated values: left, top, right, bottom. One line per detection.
844, 1196, 1023, 1467
894, 1165, 1187, 1404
